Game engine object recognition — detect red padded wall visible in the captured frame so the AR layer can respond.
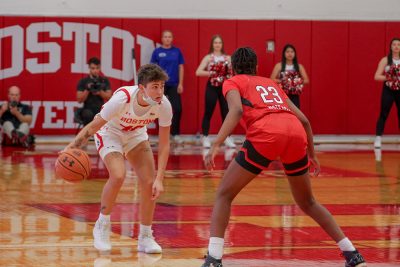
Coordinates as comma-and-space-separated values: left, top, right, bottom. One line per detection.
311, 22, 349, 134
0, 17, 399, 135
347, 22, 386, 134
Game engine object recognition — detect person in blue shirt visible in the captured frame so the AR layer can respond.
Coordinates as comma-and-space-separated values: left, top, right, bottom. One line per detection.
151, 30, 185, 143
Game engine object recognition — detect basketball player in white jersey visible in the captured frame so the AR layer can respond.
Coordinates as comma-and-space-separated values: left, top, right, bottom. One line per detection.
63, 64, 172, 253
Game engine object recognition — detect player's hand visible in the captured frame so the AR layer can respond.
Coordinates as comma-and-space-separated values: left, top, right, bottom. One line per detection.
9, 106, 18, 115
152, 178, 164, 200
177, 84, 183, 94
204, 144, 219, 171
58, 143, 76, 154
310, 156, 321, 177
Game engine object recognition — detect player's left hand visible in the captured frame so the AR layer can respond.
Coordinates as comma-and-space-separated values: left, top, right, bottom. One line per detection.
152, 178, 164, 200
204, 145, 219, 171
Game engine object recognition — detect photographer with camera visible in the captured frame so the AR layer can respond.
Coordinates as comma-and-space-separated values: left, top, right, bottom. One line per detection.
0, 86, 32, 147
77, 57, 112, 126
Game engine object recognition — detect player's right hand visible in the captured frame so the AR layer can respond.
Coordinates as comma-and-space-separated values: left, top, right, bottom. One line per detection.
309, 156, 321, 177
204, 145, 219, 171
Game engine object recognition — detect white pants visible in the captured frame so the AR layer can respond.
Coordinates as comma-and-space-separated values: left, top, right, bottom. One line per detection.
94, 127, 149, 160
2, 121, 30, 138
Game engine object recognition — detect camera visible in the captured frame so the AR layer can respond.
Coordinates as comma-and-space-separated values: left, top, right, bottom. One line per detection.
9, 101, 18, 108
89, 77, 105, 93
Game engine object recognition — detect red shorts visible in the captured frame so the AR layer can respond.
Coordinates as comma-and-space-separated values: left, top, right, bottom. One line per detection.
235, 112, 309, 176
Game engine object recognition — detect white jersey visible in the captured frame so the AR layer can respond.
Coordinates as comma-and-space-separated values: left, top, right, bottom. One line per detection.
99, 85, 172, 135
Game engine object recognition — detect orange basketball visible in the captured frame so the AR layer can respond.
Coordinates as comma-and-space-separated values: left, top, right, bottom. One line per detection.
55, 148, 91, 182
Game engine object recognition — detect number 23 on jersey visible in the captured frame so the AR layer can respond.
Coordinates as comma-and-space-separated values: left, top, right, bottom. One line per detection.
256, 85, 283, 104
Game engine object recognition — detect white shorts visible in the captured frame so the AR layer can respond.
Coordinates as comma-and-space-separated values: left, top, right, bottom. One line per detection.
94, 126, 149, 160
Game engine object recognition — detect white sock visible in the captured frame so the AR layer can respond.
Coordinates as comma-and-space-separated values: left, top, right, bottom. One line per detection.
208, 237, 224, 259
337, 237, 356, 251
139, 224, 152, 236
98, 213, 110, 223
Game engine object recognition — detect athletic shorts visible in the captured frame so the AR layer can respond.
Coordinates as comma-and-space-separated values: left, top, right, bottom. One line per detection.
236, 113, 310, 176
94, 126, 149, 160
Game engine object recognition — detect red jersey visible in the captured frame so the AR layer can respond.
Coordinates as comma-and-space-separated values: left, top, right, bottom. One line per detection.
223, 75, 295, 141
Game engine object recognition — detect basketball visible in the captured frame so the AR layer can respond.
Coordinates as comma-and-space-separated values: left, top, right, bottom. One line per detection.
55, 148, 91, 182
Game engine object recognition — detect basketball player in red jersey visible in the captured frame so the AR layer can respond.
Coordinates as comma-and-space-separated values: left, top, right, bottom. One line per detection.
63, 64, 172, 254
201, 47, 366, 267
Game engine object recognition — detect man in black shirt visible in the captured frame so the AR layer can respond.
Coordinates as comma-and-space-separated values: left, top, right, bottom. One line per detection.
0, 86, 32, 147
77, 57, 112, 125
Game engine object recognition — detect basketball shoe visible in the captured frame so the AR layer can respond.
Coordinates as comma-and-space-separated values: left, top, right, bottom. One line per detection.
224, 136, 236, 148
201, 253, 223, 267
137, 231, 162, 254
342, 250, 367, 267
93, 219, 112, 251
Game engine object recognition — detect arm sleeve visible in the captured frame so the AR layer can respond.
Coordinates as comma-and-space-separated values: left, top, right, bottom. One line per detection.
99, 89, 128, 121
222, 79, 240, 97
103, 77, 111, 91
77, 78, 86, 91
158, 98, 173, 127
22, 105, 32, 115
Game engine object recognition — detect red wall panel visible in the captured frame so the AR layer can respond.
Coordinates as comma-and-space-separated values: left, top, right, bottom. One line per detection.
198, 20, 237, 135
347, 22, 386, 134
160, 19, 199, 134
311, 22, 349, 134
274, 20, 312, 118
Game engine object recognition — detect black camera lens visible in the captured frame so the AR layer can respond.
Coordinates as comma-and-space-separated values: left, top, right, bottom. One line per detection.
10, 101, 18, 107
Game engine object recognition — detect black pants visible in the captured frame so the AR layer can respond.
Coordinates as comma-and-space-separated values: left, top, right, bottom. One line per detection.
288, 94, 300, 109
376, 85, 400, 136
202, 81, 229, 136
80, 108, 96, 126
164, 84, 182, 136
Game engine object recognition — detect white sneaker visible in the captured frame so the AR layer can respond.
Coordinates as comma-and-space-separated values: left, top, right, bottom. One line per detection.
202, 136, 211, 148
374, 136, 382, 148
224, 136, 236, 148
374, 148, 382, 162
172, 135, 183, 144
137, 232, 162, 254
93, 219, 112, 251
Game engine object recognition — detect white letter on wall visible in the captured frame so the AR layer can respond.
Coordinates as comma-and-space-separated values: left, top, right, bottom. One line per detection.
137, 34, 155, 65
0, 25, 23, 79
101, 27, 134, 81
26, 22, 61, 73
42, 101, 64, 128
63, 23, 99, 73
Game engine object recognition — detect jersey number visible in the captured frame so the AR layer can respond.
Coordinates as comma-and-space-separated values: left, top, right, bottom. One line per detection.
256, 86, 283, 104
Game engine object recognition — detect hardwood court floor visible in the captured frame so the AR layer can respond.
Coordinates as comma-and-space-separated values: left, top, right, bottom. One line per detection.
0, 142, 399, 266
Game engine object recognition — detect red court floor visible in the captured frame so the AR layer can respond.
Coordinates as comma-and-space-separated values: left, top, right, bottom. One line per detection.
0, 142, 399, 266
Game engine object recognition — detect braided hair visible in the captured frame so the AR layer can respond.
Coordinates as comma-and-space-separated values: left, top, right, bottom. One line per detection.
231, 47, 257, 75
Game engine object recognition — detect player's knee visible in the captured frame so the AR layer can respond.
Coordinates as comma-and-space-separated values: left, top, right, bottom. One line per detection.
296, 197, 317, 214
109, 173, 125, 184
216, 187, 236, 203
